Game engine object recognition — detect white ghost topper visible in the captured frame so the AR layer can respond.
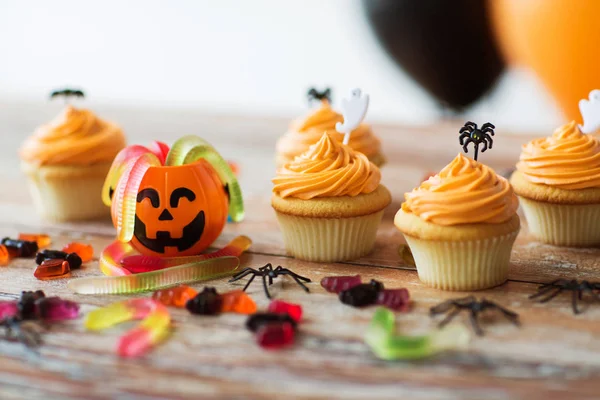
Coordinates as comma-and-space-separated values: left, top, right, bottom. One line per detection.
335, 88, 370, 145
579, 89, 600, 134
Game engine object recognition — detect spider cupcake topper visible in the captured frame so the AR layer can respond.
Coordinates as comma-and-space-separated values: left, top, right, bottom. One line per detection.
50, 88, 85, 104
307, 87, 332, 104
579, 89, 600, 134
336, 88, 369, 145
459, 121, 495, 161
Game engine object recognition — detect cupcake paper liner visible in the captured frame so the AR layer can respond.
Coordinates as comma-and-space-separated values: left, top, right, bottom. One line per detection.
403, 231, 519, 291
519, 197, 600, 247
274, 210, 384, 262
24, 163, 111, 221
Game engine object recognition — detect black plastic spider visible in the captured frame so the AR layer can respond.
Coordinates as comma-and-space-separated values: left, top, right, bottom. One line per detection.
228, 263, 311, 299
459, 121, 495, 161
50, 88, 85, 102
307, 87, 332, 104
529, 279, 600, 315
430, 296, 520, 336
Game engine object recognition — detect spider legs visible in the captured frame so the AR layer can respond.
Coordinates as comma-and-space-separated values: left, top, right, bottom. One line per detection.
469, 310, 484, 336
461, 137, 473, 153
437, 307, 461, 329
261, 273, 272, 299
489, 303, 521, 326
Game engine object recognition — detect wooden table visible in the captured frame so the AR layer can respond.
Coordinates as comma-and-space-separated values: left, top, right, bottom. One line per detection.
1, 101, 600, 399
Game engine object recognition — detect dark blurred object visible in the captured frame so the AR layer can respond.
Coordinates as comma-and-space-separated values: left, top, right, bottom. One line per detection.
362, 0, 505, 111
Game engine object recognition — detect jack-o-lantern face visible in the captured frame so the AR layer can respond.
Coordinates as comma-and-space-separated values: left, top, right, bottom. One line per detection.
130, 159, 229, 257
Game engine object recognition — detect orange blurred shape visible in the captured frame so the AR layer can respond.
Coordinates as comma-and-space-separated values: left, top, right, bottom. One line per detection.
152, 285, 198, 308
18, 233, 51, 248
220, 290, 257, 314
490, 0, 600, 122
0, 245, 9, 266
62, 242, 94, 263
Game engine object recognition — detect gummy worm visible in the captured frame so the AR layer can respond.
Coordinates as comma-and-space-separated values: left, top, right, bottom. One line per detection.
121, 235, 252, 274
166, 136, 244, 222
85, 298, 170, 358
68, 256, 240, 295
365, 308, 470, 360
99, 235, 251, 276
112, 153, 162, 243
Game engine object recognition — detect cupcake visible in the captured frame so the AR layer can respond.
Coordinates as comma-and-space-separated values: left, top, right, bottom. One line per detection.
272, 132, 391, 262
510, 121, 600, 246
275, 99, 384, 168
395, 154, 520, 291
20, 105, 126, 221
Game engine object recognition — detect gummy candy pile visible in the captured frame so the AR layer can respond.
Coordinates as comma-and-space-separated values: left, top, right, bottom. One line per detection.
321, 275, 411, 311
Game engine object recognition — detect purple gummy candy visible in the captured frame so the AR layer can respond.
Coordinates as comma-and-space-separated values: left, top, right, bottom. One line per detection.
376, 288, 410, 312
0, 301, 18, 319
36, 297, 80, 321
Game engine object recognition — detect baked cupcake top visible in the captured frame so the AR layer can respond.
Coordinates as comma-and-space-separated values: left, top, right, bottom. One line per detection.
401, 153, 518, 225
515, 121, 600, 190
20, 105, 126, 166
272, 132, 381, 199
276, 101, 381, 159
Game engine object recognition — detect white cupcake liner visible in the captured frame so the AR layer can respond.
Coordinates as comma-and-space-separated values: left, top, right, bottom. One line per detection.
274, 210, 384, 262
519, 197, 600, 247
24, 164, 110, 221
403, 231, 519, 291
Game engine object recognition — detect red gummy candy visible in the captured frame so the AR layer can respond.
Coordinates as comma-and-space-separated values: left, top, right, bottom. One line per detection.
267, 300, 302, 322
0, 301, 18, 319
36, 297, 80, 321
256, 322, 295, 349
62, 242, 94, 263
376, 288, 410, 312
34, 259, 70, 279
320, 275, 362, 293
152, 285, 198, 308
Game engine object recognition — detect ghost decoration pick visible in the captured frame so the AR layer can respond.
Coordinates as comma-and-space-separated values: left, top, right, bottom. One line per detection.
335, 88, 369, 145
579, 89, 600, 134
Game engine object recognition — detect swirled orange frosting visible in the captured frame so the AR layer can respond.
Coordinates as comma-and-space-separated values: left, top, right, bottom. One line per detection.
516, 121, 600, 189
276, 101, 381, 159
272, 132, 381, 199
401, 153, 518, 225
20, 106, 126, 166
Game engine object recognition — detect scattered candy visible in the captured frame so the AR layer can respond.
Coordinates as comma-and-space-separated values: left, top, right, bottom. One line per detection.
35, 250, 82, 270
365, 308, 470, 360
320, 275, 362, 293
220, 290, 257, 314
376, 289, 410, 312
186, 287, 222, 315
62, 242, 94, 263
34, 259, 70, 279
18, 233, 51, 248
68, 256, 240, 295
0, 245, 8, 266
246, 313, 297, 333
85, 298, 170, 358
152, 285, 198, 308
339, 280, 384, 308
229, 263, 311, 299
1, 238, 38, 258
267, 300, 302, 323
0, 291, 79, 348
256, 322, 295, 350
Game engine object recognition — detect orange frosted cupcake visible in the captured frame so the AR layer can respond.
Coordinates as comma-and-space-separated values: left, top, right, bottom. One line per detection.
272, 132, 391, 262
275, 99, 384, 168
395, 154, 520, 291
510, 121, 600, 246
20, 105, 126, 221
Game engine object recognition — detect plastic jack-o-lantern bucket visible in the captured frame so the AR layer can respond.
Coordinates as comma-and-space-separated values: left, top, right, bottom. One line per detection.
103, 136, 244, 257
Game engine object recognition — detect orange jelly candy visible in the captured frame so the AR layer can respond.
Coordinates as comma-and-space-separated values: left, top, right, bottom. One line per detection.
34, 259, 70, 279
62, 242, 94, 263
152, 285, 198, 308
18, 233, 51, 248
220, 290, 257, 314
0, 245, 9, 266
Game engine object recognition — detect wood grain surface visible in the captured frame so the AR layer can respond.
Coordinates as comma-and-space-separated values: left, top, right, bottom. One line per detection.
1, 101, 599, 400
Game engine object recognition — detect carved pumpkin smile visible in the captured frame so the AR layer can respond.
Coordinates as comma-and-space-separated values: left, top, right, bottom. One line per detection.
134, 210, 205, 253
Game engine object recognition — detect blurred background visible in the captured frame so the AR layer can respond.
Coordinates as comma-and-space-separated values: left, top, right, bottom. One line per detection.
1, 0, 599, 132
